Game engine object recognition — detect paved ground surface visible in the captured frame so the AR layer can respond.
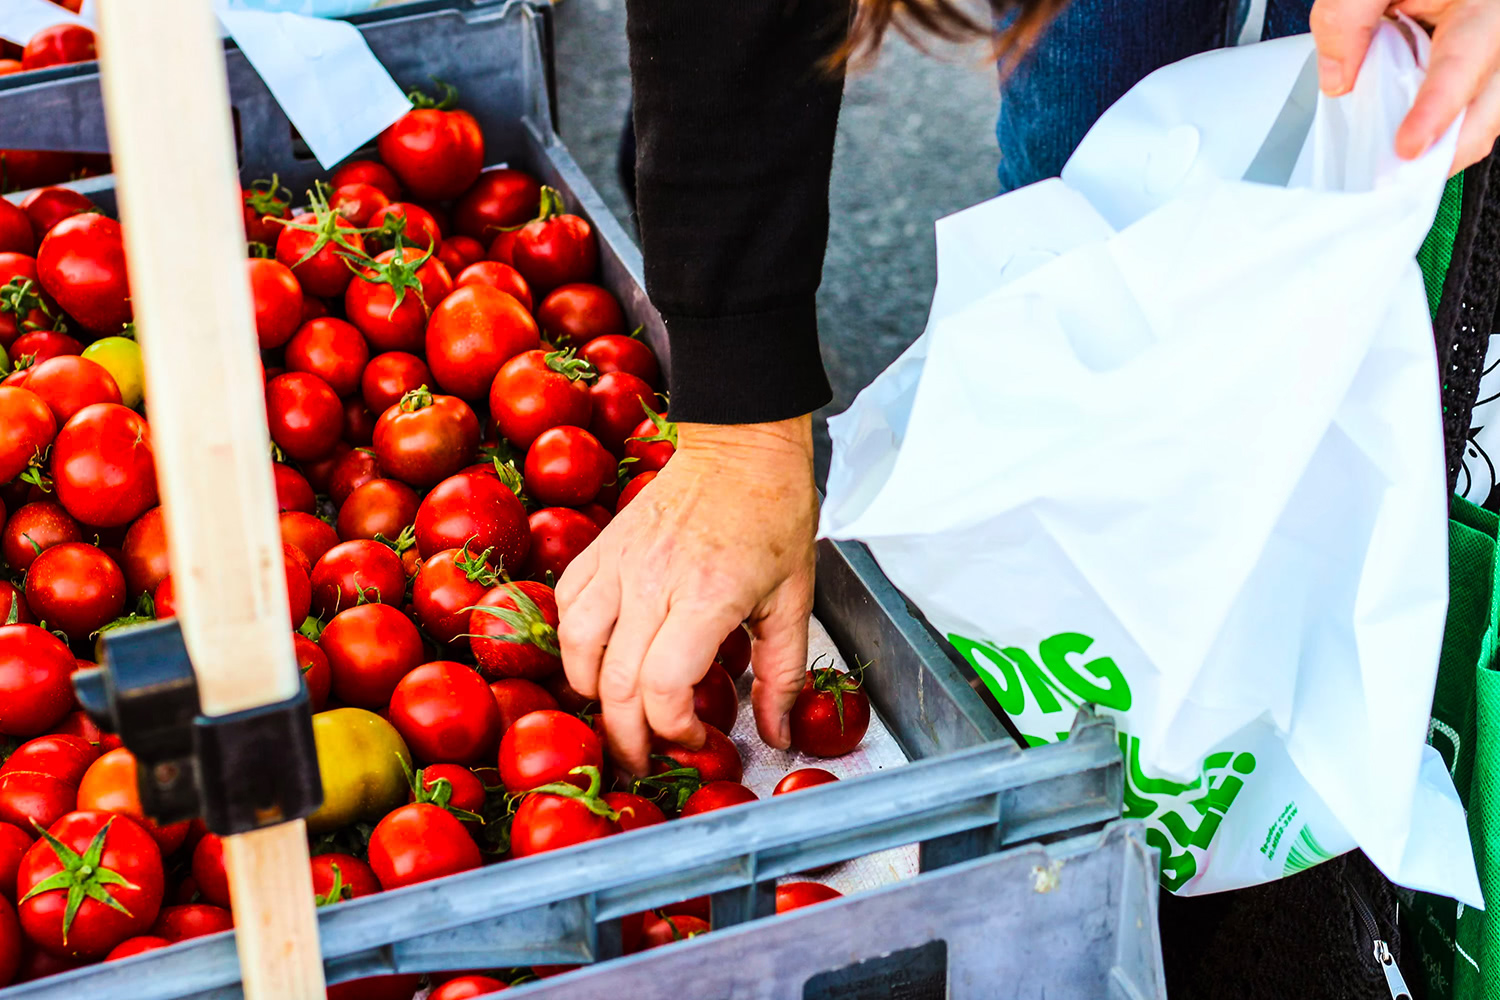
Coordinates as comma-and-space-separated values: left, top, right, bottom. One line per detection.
551, 0, 1002, 482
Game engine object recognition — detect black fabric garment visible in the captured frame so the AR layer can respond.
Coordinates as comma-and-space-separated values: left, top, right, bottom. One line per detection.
624, 0, 851, 424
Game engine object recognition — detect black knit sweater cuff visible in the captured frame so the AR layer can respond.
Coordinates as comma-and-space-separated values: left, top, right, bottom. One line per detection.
663, 300, 832, 425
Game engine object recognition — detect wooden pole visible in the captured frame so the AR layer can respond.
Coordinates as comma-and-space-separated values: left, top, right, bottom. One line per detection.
93, 3, 326, 998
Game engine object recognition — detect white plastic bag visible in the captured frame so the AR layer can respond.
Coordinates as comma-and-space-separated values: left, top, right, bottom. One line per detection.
821, 20, 1483, 904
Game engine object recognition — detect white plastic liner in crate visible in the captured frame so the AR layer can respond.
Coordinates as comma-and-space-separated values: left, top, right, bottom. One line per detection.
728, 617, 919, 894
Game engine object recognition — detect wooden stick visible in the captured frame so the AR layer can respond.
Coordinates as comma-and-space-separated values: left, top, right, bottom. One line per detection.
93, 3, 325, 998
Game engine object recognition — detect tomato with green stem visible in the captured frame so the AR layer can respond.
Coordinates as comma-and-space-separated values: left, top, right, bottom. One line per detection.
453, 167, 540, 241
469, 581, 563, 683
413, 468, 529, 565
508, 187, 598, 293
589, 371, 658, 456
336, 478, 420, 544
509, 765, 618, 857
535, 283, 626, 346
368, 802, 480, 890
17, 811, 163, 960
652, 725, 742, 784
372, 386, 480, 488
247, 258, 303, 350
0, 585, 28, 626
602, 791, 665, 832
321, 603, 424, 709
284, 318, 369, 399
623, 404, 676, 474
241, 176, 291, 246
490, 349, 594, 451
0, 261, 58, 351
377, 84, 485, 201
498, 709, 601, 795
310, 852, 380, 906
579, 333, 661, 388
361, 351, 431, 417
24, 543, 125, 642
366, 203, 444, 254
344, 247, 453, 355
789, 659, 871, 758
1, 501, 81, 573
273, 185, 368, 299
0, 386, 55, 485
35, 214, 130, 336
413, 540, 502, 645
407, 762, 486, 820
309, 539, 406, 620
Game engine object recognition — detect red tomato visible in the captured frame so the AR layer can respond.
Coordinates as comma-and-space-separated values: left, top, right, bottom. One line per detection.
1, 501, 80, 572
361, 351, 432, 417
0, 899, 15, 984
342, 399, 377, 446
497, 709, 600, 794
280, 510, 340, 566
454, 260, 532, 311
345, 248, 453, 354
17, 811, 163, 959
104, 935, 170, 961
20, 25, 95, 71
431, 975, 509, 1000
510, 786, 617, 858
623, 409, 676, 474
716, 625, 752, 679
52, 710, 123, 754
413, 470, 529, 565
190, 834, 229, 908
335, 478, 419, 544
329, 183, 390, 227
436, 236, 485, 277
639, 913, 709, 949
150, 904, 232, 942
0, 822, 29, 891
52, 403, 157, 528
523, 507, 599, 582
469, 581, 561, 682
23, 543, 124, 641
602, 792, 666, 832
489, 678, 559, 737
389, 661, 501, 765
241, 177, 291, 247
273, 463, 316, 514
330, 160, 401, 201
412, 543, 501, 645
774, 768, 839, 796
368, 803, 480, 890
2, 735, 94, 790
578, 503, 613, 531
120, 506, 169, 597
589, 371, 658, 456
327, 447, 379, 507
535, 284, 626, 346
485, 228, 517, 265
0, 768, 75, 836
326, 974, 423, 1000
508, 188, 598, 292
19, 189, 93, 248
0, 254, 55, 350
775, 881, 843, 913
377, 96, 485, 201
35, 214, 131, 335
152, 575, 175, 618
13, 944, 82, 982
320, 603, 424, 708
692, 663, 739, 736
680, 781, 758, 817
789, 665, 870, 758
0, 387, 55, 485
579, 334, 661, 388
0, 201, 32, 256
76, 748, 189, 855
14, 356, 117, 427
247, 258, 304, 350
310, 852, 380, 905
286, 550, 312, 628
522, 426, 613, 508
309, 539, 406, 619
295, 632, 331, 712
453, 168, 541, 240
372, 387, 480, 488
267, 372, 342, 461
652, 725, 742, 784
367, 202, 444, 256
489, 349, 593, 450
299, 441, 351, 495
274, 196, 367, 299
410, 763, 486, 819
425, 284, 539, 401
0, 152, 73, 201
0, 583, 26, 625
285, 318, 369, 399
301, 296, 330, 323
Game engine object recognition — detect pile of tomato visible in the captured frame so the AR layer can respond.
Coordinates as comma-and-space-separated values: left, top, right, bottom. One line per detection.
0, 20, 111, 192
0, 85, 874, 998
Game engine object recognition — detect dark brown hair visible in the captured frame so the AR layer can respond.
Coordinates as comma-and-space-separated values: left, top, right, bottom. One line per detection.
837, 0, 1071, 70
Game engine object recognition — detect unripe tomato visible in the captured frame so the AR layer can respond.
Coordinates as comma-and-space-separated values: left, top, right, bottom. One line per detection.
306, 708, 412, 834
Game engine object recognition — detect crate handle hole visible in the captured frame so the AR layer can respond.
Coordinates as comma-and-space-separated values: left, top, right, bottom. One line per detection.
803, 939, 948, 1000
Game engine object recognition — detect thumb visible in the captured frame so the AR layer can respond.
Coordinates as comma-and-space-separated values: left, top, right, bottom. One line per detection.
749, 578, 813, 750
1310, 0, 1391, 96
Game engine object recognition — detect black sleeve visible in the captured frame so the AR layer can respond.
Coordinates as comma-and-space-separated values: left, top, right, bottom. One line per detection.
625, 0, 850, 425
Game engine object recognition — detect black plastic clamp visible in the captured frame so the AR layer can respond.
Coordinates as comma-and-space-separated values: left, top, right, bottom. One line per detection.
73, 619, 323, 836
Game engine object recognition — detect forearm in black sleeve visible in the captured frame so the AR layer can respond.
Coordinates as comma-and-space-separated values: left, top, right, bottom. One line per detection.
625, 0, 850, 425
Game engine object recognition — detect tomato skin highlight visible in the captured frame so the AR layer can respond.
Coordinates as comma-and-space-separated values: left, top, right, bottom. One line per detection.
23, 357, 121, 427
280, 510, 340, 566
362, 352, 432, 417
104, 935, 170, 961
469, 581, 562, 682
368, 802, 480, 890
455, 260, 533, 311
120, 506, 170, 597
331, 160, 402, 201
510, 212, 598, 294
431, 974, 509, 1000
580, 334, 661, 388
20, 25, 95, 71
0, 625, 77, 737
412, 545, 499, 646
344, 248, 452, 355
372, 388, 480, 488
789, 668, 871, 758
190, 834, 230, 908
150, 904, 233, 942
489, 349, 593, 451
652, 725, 743, 784
602, 792, 666, 832
523, 507, 600, 583
489, 678, 558, 738
309, 539, 406, 620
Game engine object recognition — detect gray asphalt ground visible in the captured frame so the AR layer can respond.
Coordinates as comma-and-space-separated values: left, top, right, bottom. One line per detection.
551, 0, 1002, 482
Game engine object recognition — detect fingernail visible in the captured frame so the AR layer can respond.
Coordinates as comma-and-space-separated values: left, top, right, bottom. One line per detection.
1318, 56, 1345, 96
776, 713, 791, 749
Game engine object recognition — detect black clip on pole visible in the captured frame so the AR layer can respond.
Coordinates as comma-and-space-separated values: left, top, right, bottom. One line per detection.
73, 619, 323, 835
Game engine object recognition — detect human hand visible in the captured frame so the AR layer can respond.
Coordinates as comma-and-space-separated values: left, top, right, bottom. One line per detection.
556, 415, 819, 775
1311, 0, 1500, 172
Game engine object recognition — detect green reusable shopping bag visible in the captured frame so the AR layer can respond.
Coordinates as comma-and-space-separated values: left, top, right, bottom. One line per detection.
1404, 173, 1500, 1000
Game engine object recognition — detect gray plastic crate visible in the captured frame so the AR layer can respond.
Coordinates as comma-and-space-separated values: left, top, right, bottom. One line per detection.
0, 4, 1162, 997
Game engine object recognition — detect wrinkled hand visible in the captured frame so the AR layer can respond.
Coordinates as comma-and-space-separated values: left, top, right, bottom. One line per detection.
1312, 0, 1500, 172
556, 416, 818, 775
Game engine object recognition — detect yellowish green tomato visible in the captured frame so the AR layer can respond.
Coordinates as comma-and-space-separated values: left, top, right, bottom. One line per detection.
306, 707, 413, 833
80, 336, 143, 408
